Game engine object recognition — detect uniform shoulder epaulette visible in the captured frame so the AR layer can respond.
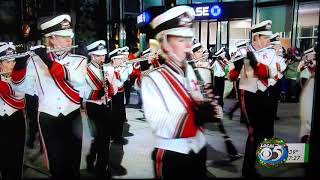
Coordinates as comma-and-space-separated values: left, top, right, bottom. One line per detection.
143, 66, 164, 76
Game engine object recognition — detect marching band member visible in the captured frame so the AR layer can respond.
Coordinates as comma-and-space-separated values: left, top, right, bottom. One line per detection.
0, 42, 26, 179
84, 40, 115, 178
228, 20, 277, 177
141, 6, 223, 179
268, 33, 287, 121
299, 47, 317, 143
191, 42, 242, 162
227, 40, 248, 124
108, 48, 130, 145
297, 47, 316, 88
213, 47, 230, 108
25, 46, 40, 151
11, 14, 87, 178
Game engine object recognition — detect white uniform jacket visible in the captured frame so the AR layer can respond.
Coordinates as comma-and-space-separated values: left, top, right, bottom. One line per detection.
228, 45, 277, 93
141, 60, 206, 154
84, 62, 117, 104
212, 60, 226, 77
0, 75, 25, 116
11, 52, 87, 117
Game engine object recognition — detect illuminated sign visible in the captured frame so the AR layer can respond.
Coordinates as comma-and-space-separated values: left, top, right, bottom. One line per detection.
137, 11, 151, 25
193, 4, 222, 19
193, 5, 222, 18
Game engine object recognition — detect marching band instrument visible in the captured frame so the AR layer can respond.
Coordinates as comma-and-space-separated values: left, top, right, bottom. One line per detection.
0, 45, 78, 60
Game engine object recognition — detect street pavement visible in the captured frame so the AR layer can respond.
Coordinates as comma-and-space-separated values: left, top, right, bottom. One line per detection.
22, 97, 306, 178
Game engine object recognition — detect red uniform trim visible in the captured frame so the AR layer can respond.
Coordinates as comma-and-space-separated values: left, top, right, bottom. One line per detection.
11, 68, 27, 85
254, 63, 269, 79
88, 90, 100, 100
86, 66, 103, 89
51, 76, 80, 104
152, 59, 161, 68
0, 80, 13, 95
49, 61, 67, 80
228, 69, 240, 81
159, 68, 198, 138
155, 149, 165, 178
0, 93, 25, 109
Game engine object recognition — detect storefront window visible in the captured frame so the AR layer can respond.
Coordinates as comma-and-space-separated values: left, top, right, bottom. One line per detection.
143, 0, 162, 10
229, 19, 251, 51
200, 22, 209, 50
296, 2, 320, 51
208, 22, 217, 51
258, 5, 293, 39
220, 21, 228, 47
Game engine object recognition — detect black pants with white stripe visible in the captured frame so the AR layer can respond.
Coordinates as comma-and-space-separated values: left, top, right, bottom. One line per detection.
214, 76, 225, 107
152, 147, 207, 179
0, 110, 25, 179
25, 94, 39, 148
86, 102, 110, 171
111, 92, 126, 141
39, 109, 82, 179
241, 90, 273, 175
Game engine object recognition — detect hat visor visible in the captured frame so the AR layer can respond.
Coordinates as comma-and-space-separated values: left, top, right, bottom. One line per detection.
45, 29, 74, 38
271, 41, 281, 45
111, 55, 123, 60
89, 49, 108, 56
156, 27, 194, 40
253, 31, 273, 37
166, 28, 194, 37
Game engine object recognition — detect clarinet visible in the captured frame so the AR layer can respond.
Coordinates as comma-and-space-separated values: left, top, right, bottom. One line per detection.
188, 60, 222, 124
188, 60, 210, 101
100, 66, 110, 106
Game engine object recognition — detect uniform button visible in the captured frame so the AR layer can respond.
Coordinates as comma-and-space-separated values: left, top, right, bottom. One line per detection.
58, 107, 61, 109
187, 140, 192, 143
58, 98, 60, 100
4, 109, 6, 112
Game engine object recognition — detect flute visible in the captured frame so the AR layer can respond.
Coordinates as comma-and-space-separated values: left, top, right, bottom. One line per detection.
0, 45, 78, 60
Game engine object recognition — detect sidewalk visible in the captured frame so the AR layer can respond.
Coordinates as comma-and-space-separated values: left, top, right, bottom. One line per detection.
22, 99, 306, 178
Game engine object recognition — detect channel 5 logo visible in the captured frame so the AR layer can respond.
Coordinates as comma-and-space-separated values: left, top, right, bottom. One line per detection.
194, 5, 222, 18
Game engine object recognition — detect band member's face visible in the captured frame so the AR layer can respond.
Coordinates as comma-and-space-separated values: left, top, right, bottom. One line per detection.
49, 35, 72, 50
0, 60, 15, 74
166, 35, 193, 63
91, 54, 105, 65
112, 57, 122, 67
272, 44, 283, 55
193, 48, 204, 61
254, 35, 270, 49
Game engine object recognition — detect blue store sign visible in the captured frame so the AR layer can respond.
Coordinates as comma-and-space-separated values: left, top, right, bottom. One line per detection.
194, 5, 222, 18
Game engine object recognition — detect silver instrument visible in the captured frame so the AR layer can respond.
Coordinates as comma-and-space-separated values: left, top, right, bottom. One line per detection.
0, 45, 78, 60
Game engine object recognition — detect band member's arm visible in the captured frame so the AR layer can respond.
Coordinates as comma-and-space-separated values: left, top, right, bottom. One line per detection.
297, 60, 305, 72
247, 51, 270, 79
277, 56, 287, 73
228, 59, 243, 81
11, 55, 38, 95
141, 76, 187, 138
